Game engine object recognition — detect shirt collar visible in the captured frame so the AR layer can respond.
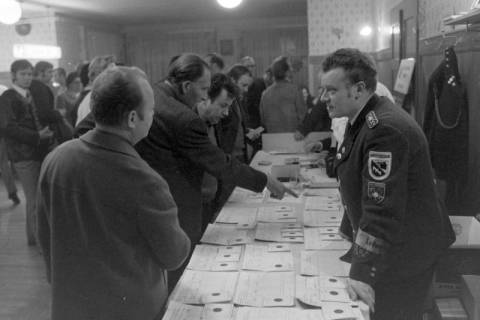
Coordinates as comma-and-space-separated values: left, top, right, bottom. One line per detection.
80, 128, 140, 159
11, 84, 28, 98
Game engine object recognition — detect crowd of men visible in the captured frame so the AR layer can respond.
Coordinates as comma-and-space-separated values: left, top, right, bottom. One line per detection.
0, 49, 455, 320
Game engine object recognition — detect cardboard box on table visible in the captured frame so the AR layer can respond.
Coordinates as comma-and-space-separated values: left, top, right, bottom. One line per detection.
434, 216, 480, 297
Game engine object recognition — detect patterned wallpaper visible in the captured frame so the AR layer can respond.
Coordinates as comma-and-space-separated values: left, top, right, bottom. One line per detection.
0, 16, 58, 72
307, 0, 375, 56
419, 0, 473, 38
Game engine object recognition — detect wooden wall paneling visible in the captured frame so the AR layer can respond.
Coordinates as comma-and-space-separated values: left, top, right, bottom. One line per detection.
239, 26, 308, 87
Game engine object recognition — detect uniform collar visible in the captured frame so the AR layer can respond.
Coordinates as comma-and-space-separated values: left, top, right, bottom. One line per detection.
80, 128, 140, 159
346, 94, 379, 137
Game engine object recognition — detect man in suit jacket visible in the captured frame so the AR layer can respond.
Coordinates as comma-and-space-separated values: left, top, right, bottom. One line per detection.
1, 59, 54, 245
321, 48, 455, 319
135, 53, 295, 290
37, 66, 190, 320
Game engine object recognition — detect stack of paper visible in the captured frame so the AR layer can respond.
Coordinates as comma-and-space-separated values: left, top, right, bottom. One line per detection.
242, 244, 294, 271
304, 228, 350, 250
201, 224, 253, 245
296, 275, 351, 306
255, 222, 304, 243
257, 206, 297, 223
187, 245, 242, 271
234, 307, 326, 320
170, 270, 238, 304
227, 188, 265, 204
300, 250, 350, 277
215, 207, 258, 227
234, 271, 295, 307
162, 302, 234, 320
322, 302, 364, 320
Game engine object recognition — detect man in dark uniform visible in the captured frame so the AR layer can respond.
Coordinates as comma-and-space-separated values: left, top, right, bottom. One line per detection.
320, 48, 455, 319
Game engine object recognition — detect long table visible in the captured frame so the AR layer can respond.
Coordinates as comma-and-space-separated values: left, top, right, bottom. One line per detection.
163, 150, 370, 320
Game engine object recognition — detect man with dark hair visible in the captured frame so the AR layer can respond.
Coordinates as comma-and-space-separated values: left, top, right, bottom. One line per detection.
204, 53, 225, 74
37, 66, 190, 320
320, 48, 455, 319
1, 59, 54, 245
197, 73, 236, 230
260, 56, 306, 133
33, 61, 54, 85
215, 64, 254, 163
135, 53, 295, 290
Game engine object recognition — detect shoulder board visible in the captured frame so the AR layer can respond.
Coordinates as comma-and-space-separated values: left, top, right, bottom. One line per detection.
366, 111, 379, 129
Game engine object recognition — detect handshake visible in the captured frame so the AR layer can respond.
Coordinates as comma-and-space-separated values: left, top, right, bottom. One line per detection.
294, 130, 325, 153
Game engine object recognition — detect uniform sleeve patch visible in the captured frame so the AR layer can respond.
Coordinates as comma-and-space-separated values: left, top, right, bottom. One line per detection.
366, 111, 378, 128
367, 181, 385, 203
368, 151, 392, 180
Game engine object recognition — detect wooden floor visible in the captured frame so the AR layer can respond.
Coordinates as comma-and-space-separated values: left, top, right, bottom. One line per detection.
0, 181, 51, 320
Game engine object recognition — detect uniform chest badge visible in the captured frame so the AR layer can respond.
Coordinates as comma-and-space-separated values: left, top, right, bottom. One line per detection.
366, 111, 378, 128
368, 181, 386, 203
368, 151, 392, 180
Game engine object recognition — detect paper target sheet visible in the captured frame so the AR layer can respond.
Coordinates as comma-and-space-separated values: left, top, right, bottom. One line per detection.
215, 207, 258, 226
255, 222, 304, 243
187, 245, 242, 271
234, 307, 326, 320
242, 244, 294, 271
233, 271, 295, 307
171, 270, 238, 304
300, 250, 350, 277
304, 228, 350, 250
162, 302, 234, 320
201, 224, 253, 246
296, 275, 351, 306
257, 205, 297, 223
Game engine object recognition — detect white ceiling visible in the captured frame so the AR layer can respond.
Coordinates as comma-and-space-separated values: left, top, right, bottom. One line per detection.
24, 0, 307, 24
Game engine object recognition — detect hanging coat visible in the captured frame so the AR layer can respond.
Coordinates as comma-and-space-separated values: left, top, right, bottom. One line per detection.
423, 46, 468, 200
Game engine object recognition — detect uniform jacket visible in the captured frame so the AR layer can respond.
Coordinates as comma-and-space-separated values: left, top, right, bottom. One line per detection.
335, 94, 455, 286
423, 46, 468, 196
259, 80, 306, 133
0, 89, 49, 162
37, 129, 190, 320
135, 81, 267, 244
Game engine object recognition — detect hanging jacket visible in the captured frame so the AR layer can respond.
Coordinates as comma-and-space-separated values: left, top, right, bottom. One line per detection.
423, 46, 468, 184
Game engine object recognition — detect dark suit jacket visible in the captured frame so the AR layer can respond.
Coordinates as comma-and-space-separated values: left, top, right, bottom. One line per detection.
29, 79, 63, 126
135, 81, 267, 244
0, 89, 49, 162
297, 99, 331, 135
37, 129, 190, 320
335, 95, 455, 286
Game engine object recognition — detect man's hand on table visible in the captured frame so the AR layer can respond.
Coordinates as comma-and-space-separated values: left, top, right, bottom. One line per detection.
347, 278, 375, 313
266, 175, 298, 199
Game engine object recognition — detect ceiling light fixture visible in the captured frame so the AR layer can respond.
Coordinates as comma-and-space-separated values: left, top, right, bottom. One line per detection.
359, 26, 373, 37
217, 0, 242, 9
0, 0, 22, 25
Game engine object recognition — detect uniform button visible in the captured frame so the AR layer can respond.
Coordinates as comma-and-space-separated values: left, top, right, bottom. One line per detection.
370, 272, 375, 277
341, 146, 345, 153
336, 153, 341, 160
